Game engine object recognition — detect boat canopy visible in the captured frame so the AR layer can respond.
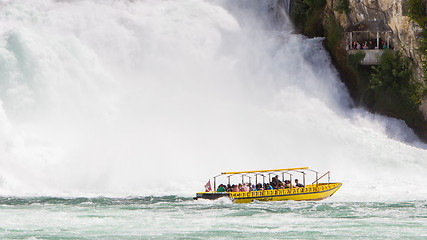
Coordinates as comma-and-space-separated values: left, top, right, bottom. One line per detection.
210, 167, 330, 191
221, 167, 309, 175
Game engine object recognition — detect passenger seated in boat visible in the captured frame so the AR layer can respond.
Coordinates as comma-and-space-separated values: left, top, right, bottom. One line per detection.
240, 183, 249, 192
270, 175, 281, 189
295, 179, 304, 187
270, 177, 277, 189
266, 183, 273, 190
276, 175, 282, 187
284, 180, 291, 188
263, 183, 269, 190
227, 184, 232, 192
278, 181, 285, 189
232, 184, 240, 192
256, 183, 263, 191
217, 184, 226, 192
251, 184, 256, 191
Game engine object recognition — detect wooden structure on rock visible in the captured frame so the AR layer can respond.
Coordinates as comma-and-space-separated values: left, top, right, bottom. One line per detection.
346, 20, 393, 65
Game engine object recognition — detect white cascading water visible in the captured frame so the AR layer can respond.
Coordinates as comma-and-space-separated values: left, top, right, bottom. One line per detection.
0, 0, 426, 200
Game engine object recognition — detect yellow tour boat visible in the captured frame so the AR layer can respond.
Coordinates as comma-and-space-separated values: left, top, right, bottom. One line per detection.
194, 167, 342, 203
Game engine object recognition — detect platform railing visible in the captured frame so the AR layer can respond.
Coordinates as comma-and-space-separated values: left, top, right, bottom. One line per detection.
347, 49, 385, 65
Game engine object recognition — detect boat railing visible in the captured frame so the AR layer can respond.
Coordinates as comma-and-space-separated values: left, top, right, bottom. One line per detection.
213, 183, 342, 198
209, 183, 339, 194
311, 171, 330, 186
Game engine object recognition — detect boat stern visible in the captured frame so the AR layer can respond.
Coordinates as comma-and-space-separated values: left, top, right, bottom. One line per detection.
194, 192, 230, 200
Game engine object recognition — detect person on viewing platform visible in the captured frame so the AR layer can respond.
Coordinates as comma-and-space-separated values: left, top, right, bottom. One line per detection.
295, 179, 304, 188
232, 184, 240, 192
356, 42, 361, 50
363, 42, 368, 50
217, 184, 226, 192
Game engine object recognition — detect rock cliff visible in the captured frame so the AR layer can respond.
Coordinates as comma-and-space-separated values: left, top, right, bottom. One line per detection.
323, 0, 427, 141
329, 0, 424, 75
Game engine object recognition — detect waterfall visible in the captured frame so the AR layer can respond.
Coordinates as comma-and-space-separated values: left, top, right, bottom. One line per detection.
0, 0, 426, 200
280, 0, 291, 13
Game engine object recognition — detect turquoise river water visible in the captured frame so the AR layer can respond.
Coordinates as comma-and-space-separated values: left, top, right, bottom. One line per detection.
0, 197, 426, 239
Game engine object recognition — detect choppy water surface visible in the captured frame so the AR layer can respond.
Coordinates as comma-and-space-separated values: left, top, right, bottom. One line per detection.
0, 196, 426, 239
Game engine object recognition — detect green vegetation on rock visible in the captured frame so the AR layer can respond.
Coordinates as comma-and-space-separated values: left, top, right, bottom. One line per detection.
347, 51, 365, 71
370, 50, 423, 108
407, 0, 427, 82
424, 49, 427, 91
325, 15, 343, 52
334, 0, 350, 14
290, 0, 326, 36
407, 0, 427, 26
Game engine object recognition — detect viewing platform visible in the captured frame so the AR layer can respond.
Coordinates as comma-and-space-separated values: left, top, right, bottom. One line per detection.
345, 20, 393, 65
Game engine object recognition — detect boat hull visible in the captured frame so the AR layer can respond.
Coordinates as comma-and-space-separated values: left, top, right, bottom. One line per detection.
194, 183, 342, 203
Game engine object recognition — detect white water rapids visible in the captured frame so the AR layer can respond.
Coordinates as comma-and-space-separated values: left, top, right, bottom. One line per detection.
0, 0, 426, 201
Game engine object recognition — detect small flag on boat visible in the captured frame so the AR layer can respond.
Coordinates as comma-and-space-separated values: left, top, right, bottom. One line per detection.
204, 180, 212, 192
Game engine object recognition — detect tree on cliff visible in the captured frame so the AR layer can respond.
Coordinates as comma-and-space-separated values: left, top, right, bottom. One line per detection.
370, 50, 424, 109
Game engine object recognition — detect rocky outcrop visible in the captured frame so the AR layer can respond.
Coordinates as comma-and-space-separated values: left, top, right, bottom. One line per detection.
329, 0, 424, 74
325, 0, 427, 140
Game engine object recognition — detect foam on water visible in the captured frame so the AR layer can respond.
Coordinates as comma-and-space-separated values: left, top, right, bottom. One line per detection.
0, 197, 426, 239
0, 0, 426, 200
